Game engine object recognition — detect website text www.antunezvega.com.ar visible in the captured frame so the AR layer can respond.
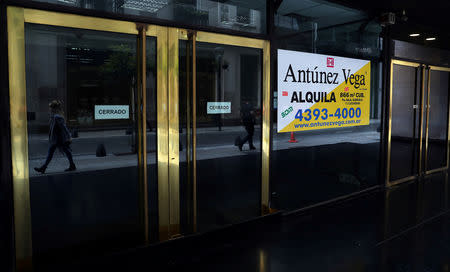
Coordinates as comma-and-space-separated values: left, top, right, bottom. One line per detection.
294, 119, 361, 128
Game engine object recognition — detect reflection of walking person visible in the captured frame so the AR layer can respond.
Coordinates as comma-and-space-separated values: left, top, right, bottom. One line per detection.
238, 101, 256, 151
34, 100, 76, 174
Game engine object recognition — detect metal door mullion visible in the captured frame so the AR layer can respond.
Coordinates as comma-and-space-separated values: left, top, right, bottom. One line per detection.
192, 32, 198, 233
424, 67, 431, 173
386, 60, 394, 185
418, 66, 426, 176
411, 66, 419, 176
137, 25, 149, 243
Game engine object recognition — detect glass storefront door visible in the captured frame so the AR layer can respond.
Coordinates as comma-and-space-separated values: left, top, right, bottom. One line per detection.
388, 61, 450, 185
7, 7, 166, 269
178, 31, 270, 234
26, 23, 147, 264
388, 61, 423, 184
8, 7, 270, 268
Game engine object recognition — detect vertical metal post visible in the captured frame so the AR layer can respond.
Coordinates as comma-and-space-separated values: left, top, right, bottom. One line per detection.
424, 67, 431, 173
386, 59, 393, 186
168, 27, 180, 237
192, 32, 198, 232
381, 28, 393, 187
156, 26, 170, 241
418, 66, 425, 176
2, 4, 16, 272
7, 6, 33, 271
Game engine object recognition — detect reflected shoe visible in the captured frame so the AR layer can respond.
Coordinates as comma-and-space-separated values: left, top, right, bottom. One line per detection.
65, 165, 76, 172
34, 166, 46, 174
250, 145, 256, 150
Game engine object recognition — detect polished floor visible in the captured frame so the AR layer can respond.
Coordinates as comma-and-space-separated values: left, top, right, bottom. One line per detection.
40, 171, 450, 272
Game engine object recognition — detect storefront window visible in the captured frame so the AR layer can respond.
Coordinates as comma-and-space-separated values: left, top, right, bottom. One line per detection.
179, 40, 263, 233
30, 0, 266, 34
25, 23, 158, 263
271, 0, 383, 210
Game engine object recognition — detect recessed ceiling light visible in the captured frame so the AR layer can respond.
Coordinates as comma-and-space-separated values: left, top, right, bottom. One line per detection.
409, 33, 420, 37
426, 37, 436, 41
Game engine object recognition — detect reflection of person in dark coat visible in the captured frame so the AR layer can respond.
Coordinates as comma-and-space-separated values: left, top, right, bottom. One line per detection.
34, 100, 76, 174
238, 101, 256, 151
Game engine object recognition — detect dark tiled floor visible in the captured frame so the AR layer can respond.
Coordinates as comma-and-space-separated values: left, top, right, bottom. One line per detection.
42, 171, 450, 272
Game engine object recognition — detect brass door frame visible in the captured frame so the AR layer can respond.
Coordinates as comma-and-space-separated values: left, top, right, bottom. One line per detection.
387, 60, 450, 187
177, 30, 271, 229
424, 66, 450, 175
8, 6, 271, 270
386, 59, 423, 186
7, 7, 172, 270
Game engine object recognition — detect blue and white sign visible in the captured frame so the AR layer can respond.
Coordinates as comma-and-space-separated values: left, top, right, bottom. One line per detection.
95, 105, 129, 120
207, 102, 231, 114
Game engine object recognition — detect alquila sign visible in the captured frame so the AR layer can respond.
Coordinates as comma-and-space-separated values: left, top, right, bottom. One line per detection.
277, 49, 371, 132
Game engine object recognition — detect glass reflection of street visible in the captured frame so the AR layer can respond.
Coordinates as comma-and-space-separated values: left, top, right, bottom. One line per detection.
28, 121, 380, 176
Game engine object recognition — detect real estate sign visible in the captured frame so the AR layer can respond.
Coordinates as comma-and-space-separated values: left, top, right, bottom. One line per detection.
277, 49, 371, 132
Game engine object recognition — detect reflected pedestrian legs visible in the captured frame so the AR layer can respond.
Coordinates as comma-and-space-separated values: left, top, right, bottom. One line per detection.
239, 126, 256, 151
34, 143, 76, 173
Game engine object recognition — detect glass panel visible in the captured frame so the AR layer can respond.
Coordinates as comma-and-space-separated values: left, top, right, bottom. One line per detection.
32, 0, 266, 34
271, 0, 382, 210
180, 41, 262, 233
390, 65, 420, 180
25, 24, 144, 264
427, 70, 449, 171
275, 0, 381, 59
179, 39, 194, 234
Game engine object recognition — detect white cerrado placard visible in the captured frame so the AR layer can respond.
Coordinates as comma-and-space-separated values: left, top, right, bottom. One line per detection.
95, 105, 130, 120
207, 102, 231, 114
277, 49, 371, 132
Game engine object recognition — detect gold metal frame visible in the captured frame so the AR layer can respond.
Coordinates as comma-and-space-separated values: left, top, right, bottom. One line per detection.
261, 41, 271, 215
424, 66, 450, 175
7, 7, 32, 272
154, 26, 171, 241
8, 7, 165, 269
387, 61, 450, 186
8, 7, 272, 267
168, 28, 181, 237
179, 30, 266, 49
386, 59, 422, 187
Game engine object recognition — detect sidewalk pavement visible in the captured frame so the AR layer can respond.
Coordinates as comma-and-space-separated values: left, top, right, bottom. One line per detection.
29, 128, 380, 178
